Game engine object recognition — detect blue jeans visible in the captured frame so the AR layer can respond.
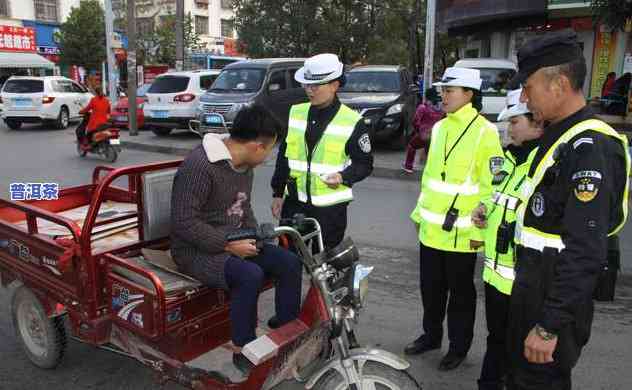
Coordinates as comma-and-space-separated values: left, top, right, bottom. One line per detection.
224, 244, 302, 347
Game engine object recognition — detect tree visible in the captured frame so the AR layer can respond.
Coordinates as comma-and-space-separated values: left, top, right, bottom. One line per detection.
57, 0, 106, 72
591, 0, 632, 30
151, 12, 203, 67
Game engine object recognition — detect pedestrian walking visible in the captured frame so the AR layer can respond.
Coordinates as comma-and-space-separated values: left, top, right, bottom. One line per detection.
506, 30, 630, 390
406, 67, 504, 371
402, 88, 443, 173
471, 88, 543, 390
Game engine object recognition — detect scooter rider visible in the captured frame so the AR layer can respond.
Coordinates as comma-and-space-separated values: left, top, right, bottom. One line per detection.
78, 86, 111, 143
472, 89, 543, 390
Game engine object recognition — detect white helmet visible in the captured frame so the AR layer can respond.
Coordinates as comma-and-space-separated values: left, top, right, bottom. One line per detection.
497, 89, 530, 122
433, 67, 482, 91
294, 53, 344, 85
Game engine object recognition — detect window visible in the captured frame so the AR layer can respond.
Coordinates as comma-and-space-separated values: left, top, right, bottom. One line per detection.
71, 82, 87, 93
288, 69, 301, 89
221, 0, 233, 9
220, 19, 234, 38
340, 71, 401, 93
199, 74, 217, 90
195, 0, 209, 9
3, 79, 44, 93
0, 0, 9, 17
268, 70, 286, 92
148, 76, 190, 93
34, 0, 58, 22
195, 15, 209, 35
137, 17, 155, 36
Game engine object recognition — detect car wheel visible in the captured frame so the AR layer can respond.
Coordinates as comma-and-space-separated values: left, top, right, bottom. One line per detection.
5, 119, 22, 130
151, 127, 172, 136
56, 107, 69, 129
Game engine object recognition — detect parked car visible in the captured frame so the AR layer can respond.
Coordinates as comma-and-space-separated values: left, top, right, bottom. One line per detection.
193, 58, 307, 134
453, 58, 517, 122
111, 83, 151, 129
143, 70, 220, 136
338, 65, 418, 149
1, 76, 93, 130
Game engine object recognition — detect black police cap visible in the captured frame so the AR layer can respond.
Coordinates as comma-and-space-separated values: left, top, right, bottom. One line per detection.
509, 29, 583, 88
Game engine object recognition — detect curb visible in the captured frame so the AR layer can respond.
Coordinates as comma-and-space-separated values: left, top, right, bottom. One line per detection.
122, 140, 422, 182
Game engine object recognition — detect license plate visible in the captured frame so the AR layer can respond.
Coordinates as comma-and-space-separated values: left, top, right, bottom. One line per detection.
113, 115, 128, 122
13, 98, 31, 107
205, 113, 224, 125
152, 110, 169, 118
109, 139, 121, 145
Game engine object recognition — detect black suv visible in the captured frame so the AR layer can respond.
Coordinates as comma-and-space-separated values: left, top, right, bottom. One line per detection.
338, 65, 418, 149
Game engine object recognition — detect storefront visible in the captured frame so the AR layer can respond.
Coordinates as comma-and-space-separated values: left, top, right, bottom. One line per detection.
0, 25, 55, 85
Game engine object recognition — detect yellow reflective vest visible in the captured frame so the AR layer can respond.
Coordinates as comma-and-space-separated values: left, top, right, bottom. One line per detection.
285, 102, 361, 207
515, 119, 630, 252
482, 147, 538, 295
411, 103, 504, 252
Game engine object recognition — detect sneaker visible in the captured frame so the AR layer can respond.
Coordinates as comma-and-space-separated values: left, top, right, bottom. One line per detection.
402, 164, 414, 174
232, 353, 254, 376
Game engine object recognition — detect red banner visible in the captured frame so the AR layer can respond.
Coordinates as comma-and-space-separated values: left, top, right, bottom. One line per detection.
0, 26, 36, 52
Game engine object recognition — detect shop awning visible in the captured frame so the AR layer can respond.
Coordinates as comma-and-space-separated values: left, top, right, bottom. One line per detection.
0, 52, 55, 69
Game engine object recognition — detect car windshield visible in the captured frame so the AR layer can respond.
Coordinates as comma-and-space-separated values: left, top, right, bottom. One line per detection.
148, 76, 190, 93
340, 71, 401, 93
209, 69, 265, 92
479, 68, 516, 97
3, 79, 44, 93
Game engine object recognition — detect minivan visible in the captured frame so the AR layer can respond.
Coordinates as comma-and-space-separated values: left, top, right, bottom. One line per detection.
193, 58, 307, 134
454, 58, 517, 122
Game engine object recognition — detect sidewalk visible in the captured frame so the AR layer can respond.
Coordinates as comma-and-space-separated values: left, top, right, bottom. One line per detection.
120, 129, 425, 181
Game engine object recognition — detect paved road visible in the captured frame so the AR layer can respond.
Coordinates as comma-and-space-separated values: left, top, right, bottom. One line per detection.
0, 123, 631, 390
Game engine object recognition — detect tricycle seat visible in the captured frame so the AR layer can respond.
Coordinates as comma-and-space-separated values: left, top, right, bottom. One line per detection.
110, 255, 202, 295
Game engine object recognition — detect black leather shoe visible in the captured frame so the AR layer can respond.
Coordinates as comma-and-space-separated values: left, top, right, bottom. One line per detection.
404, 335, 441, 355
267, 316, 281, 329
438, 351, 467, 371
232, 353, 254, 376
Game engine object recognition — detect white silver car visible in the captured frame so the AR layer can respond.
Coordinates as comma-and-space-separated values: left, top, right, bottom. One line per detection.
1, 76, 93, 130
453, 58, 517, 122
143, 70, 220, 136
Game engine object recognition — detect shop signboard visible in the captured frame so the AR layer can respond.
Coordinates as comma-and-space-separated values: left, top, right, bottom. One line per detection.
590, 26, 618, 98
0, 26, 36, 52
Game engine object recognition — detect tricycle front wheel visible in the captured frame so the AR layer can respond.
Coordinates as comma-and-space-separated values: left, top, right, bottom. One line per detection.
313, 361, 421, 390
12, 286, 67, 369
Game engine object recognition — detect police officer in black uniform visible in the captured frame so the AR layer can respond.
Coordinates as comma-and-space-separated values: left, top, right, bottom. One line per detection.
506, 31, 630, 390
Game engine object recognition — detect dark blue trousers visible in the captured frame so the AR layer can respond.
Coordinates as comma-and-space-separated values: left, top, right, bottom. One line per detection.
224, 244, 302, 347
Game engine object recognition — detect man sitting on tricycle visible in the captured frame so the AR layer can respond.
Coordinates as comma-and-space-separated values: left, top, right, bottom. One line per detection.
170, 105, 302, 376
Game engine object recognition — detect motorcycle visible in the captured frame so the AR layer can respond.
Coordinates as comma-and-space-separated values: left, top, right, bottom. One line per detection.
75, 113, 122, 163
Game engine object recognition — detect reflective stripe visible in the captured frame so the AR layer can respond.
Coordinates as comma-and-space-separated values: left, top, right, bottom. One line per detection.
287, 159, 348, 175
426, 177, 479, 196
491, 191, 519, 210
484, 258, 515, 281
418, 207, 473, 228
288, 118, 354, 137
308, 189, 354, 206
518, 228, 565, 252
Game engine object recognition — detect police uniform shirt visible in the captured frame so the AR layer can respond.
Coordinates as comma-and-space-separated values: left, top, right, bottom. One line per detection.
271, 96, 374, 200
522, 106, 627, 333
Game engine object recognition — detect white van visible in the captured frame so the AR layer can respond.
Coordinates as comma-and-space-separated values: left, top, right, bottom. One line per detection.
454, 58, 517, 122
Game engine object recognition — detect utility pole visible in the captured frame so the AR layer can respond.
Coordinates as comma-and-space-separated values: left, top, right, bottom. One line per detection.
176, 0, 184, 71
423, 0, 436, 102
104, 0, 118, 105
127, 0, 138, 136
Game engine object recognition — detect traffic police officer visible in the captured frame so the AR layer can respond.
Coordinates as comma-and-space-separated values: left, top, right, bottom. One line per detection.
472, 89, 543, 390
407, 67, 504, 371
507, 30, 630, 389
271, 53, 373, 250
